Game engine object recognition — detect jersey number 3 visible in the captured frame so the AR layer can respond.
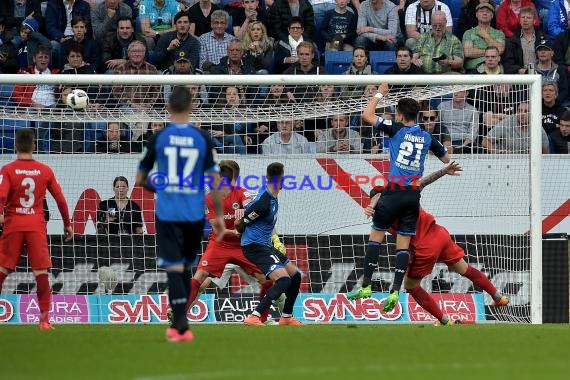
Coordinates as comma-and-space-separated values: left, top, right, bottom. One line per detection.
20, 177, 36, 207
164, 147, 199, 184
396, 141, 424, 168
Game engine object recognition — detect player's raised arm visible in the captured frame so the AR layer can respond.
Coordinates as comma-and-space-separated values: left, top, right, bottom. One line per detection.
362, 83, 389, 125
419, 161, 462, 190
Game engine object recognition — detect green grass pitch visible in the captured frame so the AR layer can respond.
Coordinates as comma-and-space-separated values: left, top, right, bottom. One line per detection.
1, 324, 569, 380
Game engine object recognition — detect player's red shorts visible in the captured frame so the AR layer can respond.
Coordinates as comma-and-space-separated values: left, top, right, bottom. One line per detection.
407, 225, 464, 279
0, 230, 51, 271
198, 242, 262, 278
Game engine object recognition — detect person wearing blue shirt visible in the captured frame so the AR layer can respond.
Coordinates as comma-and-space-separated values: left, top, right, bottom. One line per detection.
136, 86, 225, 342
235, 162, 304, 326
347, 83, 450, 312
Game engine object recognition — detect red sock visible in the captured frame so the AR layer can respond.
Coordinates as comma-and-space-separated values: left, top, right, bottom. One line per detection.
259, 280, 273, 323
408, 285, 444, 322
462, 265, 498, 297
35, 273, 51, 322
186, 279, 202, 311
0, 271, 7, 293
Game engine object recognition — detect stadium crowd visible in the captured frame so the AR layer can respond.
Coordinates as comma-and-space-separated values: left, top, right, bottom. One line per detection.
0, 0, 569, 153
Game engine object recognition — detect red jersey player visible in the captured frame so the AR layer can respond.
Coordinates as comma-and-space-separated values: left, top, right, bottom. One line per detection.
0, 129, 73, 330
170, 160, 278, 325
363, 162, 509, 325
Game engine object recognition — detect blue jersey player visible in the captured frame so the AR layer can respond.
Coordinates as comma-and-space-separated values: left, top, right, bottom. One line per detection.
347, 83, 450, 312
235, 162, 304, 326
136, 86, 226, 342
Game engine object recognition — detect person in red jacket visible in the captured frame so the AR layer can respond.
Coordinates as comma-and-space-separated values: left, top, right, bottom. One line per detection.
496, 1, 540, 38
11, 45, 60, 108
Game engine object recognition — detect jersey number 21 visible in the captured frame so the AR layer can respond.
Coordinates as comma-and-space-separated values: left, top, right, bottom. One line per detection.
396, 141, 423, 168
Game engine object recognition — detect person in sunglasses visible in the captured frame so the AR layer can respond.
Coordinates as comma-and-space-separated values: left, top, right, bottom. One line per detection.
419, 108, 452, 153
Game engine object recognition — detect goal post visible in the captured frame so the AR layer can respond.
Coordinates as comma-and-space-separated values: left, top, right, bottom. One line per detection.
0, 73, 547, 324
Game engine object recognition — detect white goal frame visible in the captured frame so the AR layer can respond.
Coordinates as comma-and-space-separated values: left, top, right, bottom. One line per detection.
0, 73, 543, 324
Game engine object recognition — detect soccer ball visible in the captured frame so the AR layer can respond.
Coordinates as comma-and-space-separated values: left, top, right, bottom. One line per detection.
66, 89, 89, 110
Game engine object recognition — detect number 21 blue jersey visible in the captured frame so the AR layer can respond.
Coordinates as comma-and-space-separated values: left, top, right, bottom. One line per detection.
376, 118, 447, 186
138, 122, 219, 222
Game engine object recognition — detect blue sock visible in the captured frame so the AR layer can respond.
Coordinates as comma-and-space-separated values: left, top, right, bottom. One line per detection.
167, 271, 188, 333
254, 276, 291, 315
362, 241, 381, 288
283, 271, 301, 315
391, 250, 409, 293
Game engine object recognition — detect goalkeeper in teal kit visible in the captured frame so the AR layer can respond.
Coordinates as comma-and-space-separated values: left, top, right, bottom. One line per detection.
347, 83, 451, 311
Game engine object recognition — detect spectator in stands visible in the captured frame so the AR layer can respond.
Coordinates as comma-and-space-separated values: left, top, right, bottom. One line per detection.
404, 0, 453, 49
45, 0, 93, 49
12, 45, 59, 108
211, 38, 256, 75
463, 3, 505, 72
355, 0, 402, 51
97, 176, 143, 234
384, 45, 424, 76
553, 17, 570, 67
482, 101, 550, 153
261, 119, 313, 154
232, 0, 269, 40
96, 121, 132, 153
469, 45, 503, 74
102, 16, 147, 73
188, 0, 220, 38
132, 120, 165, 153
311, 0, 336, 22
535, 36, 569, 104
321, 0, 357, 51
496, 0, 538, 39
161, 51, 195, 105
0, 35, 18, 74
268, 0, 315, 43
550, 109, 570, 153
474, 83, 518, 133
546, 0, 569, 38
0, 0, 43, 34
154, 11, 199, 71
542, 81, 562, 135
438, 89, 479, 150
242, 21, 274, 73
420, 108, 452, 152
256, 83, 291, 105
274, 17, 307, 74
503, 7, 538, 74
58, 16, 99, 71
91, 0, 132, 41
111, 40, 160, 110
412, 11, 463, 74
457, 0, 496, 40
198, 10, 233, 72
61, 43, 106, 106
209, 86, 249, 154
283, 41, 326, 102
14, 18, 51, 70
339, 46, 378, 98
302, 84, 339, 141
316, 113, 362, 153
138, 0, 179, 49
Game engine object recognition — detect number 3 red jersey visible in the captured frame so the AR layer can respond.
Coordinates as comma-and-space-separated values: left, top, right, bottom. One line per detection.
205, 187, 252, 248
0, 159, 71, 233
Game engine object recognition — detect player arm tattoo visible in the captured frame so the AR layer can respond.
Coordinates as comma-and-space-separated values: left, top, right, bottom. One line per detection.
419, 161, 462, 191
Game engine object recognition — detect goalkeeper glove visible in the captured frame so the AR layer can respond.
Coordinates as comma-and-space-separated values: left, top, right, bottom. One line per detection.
272, 233, 286, 255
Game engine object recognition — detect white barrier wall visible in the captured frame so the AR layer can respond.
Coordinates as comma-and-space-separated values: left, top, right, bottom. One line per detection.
1, 154, 568, 235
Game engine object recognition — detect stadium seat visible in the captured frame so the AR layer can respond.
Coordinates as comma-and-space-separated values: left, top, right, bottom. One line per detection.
369, 51, 396, 74
324, 51, 352, 75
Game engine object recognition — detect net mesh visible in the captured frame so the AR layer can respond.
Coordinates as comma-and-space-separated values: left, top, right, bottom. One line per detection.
0, 75, 550, 324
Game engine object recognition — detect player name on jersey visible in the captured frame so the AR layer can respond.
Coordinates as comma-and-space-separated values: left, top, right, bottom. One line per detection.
404, 134, 425, 143
14, 169, 41, 176
15, 207, 35, 215
169, 135, 194, 147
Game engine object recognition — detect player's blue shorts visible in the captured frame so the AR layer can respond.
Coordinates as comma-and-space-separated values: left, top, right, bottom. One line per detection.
242, 243, 289, 278
372, 186, 420, 235
156, 219, 205, 267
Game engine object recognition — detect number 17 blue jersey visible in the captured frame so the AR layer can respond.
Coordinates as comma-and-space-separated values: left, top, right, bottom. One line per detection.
139, 122, 219, 222
376, 118, 447, 186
